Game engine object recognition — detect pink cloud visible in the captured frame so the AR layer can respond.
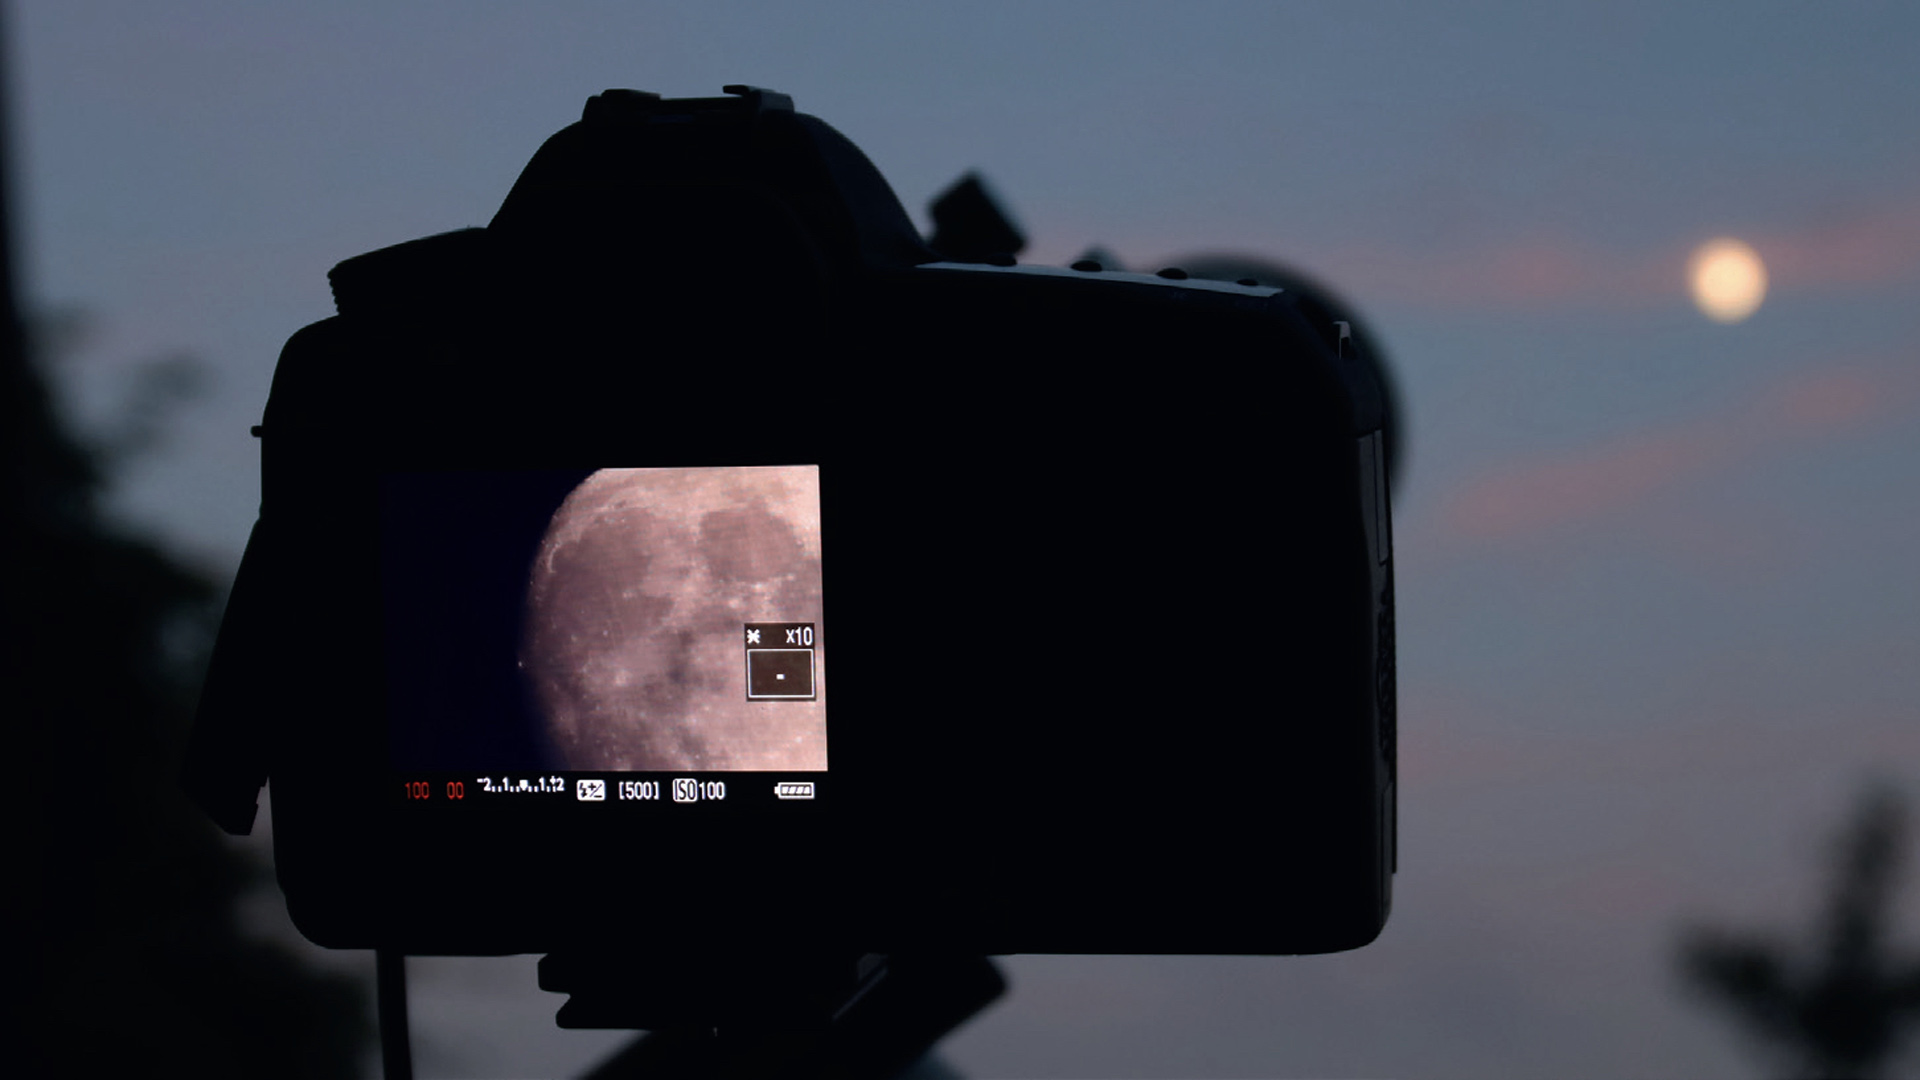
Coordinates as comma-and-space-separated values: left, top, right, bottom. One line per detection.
1760, 201, 1920, 292
1396, 689, 1920, 806
1431, 365, 1912, 546
1278, 195, 1920, 311
1316, 236, 1667, 309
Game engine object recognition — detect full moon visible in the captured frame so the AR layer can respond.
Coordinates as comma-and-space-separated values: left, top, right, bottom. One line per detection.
1688, 237, 1768, 323
520, 466, 827, 772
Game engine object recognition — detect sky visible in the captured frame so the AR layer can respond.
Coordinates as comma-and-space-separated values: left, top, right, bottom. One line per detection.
16, 2, 1920, 1077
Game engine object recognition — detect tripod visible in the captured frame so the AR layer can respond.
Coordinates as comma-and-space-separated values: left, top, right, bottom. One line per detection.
376, 948, 1005, 1079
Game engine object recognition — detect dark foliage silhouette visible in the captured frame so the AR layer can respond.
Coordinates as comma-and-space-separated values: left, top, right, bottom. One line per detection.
0, 9, 373, 1075
5, 318, 376, 1079
1681, 785, 1920, 1079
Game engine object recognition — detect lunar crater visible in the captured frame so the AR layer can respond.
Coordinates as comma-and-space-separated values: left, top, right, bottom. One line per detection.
521, 467, 826, 772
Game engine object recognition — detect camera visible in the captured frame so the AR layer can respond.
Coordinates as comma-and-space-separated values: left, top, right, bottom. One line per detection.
187, 86, 1397, 962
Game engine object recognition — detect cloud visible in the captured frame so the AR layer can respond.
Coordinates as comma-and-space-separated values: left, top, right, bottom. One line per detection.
1284, 195, 1920, 312
1761, 200, 1920, 292
1397, 693, 1920, 794
1429, 365, 1911, 546
1315, 235, 1672, 310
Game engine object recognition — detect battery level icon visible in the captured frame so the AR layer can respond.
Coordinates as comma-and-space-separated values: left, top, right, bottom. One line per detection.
773, 782, 816, 800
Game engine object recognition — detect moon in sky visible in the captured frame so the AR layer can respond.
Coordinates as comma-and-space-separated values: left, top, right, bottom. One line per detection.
520, 466, 826, 772
1688, 237, 1768, 323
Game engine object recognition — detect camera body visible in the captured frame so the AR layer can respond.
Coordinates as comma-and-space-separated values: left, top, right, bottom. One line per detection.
190, 87, 1396, 958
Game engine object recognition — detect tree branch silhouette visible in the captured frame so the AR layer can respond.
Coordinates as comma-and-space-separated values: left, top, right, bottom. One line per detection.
1681, 785, 1920, 1079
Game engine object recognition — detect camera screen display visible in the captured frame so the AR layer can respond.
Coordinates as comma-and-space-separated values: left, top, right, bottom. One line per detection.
380, 465, 827, 807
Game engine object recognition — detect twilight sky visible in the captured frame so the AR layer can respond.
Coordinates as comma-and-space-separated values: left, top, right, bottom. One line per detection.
17, 2, 1920, 1076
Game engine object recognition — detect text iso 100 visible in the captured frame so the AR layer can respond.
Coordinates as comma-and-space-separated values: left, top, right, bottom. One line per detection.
672, 779, 727, 803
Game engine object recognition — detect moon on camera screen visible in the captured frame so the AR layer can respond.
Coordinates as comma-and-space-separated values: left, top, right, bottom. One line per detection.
378, 465, 825, 774
520, 466, 827, 772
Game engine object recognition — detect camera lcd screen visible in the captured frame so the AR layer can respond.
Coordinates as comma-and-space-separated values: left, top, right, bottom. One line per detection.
380, 465, 827, 806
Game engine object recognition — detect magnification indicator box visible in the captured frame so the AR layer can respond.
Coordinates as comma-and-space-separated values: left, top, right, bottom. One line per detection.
745, 623, 817, 700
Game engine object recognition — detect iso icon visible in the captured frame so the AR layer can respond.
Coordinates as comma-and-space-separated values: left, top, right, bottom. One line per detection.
575, 778, 606, 802
672, 778, 699, 804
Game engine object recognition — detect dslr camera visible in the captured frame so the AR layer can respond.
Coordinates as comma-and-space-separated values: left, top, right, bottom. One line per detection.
188, 87, 1397, 967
